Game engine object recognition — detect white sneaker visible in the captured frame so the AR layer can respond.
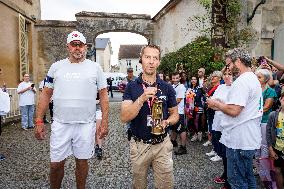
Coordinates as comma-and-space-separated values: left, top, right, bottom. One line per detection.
206, 150, 217, 157
203, 140, 212, 146
210, 155, 222, 162
197, 132, 203, 141
191, 134, 198, 142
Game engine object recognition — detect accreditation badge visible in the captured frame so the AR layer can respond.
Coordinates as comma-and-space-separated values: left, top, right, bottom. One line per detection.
147, 115, 153, 127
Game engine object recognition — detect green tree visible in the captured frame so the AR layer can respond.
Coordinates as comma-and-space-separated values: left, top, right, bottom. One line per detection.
159, 36, 224, 77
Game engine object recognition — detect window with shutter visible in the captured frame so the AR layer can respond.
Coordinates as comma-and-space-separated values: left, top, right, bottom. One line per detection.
18, 14, 29, 81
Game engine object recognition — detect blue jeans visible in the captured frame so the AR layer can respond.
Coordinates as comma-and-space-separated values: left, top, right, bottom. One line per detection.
20, 105, 35, 129
226, 148, 256, 189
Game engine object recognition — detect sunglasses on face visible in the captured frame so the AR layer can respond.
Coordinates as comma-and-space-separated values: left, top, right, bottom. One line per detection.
69, 42, 85, 48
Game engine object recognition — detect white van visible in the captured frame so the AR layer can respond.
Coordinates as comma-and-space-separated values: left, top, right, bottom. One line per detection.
104, 72, 127, 90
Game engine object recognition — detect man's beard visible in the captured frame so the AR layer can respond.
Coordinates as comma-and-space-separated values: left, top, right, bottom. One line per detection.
145, 70, 155, 76
70, 51, 86, 60
231, 65, 240, 81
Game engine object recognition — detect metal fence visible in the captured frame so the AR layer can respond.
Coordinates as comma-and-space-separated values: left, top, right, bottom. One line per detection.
2, 88, 21, 123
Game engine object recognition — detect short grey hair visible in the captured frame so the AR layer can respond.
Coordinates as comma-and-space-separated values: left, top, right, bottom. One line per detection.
225, 48, 252, 67
211, 71, 223, 78
255, 69, 271, 83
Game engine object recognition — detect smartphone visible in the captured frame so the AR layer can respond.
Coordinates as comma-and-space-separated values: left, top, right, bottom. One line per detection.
258, 56, 267, 65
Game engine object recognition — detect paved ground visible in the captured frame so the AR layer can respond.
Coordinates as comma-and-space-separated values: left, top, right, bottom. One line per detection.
0, 92, 263, 189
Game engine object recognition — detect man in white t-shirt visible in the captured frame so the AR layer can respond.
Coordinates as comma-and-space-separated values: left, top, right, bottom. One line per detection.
17, 74, 36, 130
207, 48, 263, 189
34, 31, 109, 189
170, 72, 187, 155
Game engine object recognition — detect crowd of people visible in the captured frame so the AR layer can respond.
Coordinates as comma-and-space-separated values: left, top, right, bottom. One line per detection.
151, 52, 284, 189
2, 30, 284, 189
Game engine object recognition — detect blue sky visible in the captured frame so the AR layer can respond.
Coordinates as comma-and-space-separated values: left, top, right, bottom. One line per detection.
40, 0, 170, 65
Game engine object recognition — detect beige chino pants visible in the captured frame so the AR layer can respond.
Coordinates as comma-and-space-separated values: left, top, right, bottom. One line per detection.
129, 135, 174, 189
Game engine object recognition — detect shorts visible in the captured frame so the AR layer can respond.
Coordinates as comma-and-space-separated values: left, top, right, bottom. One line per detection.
169, 114, 186, 134
50, 120, 96, 162
96, 110, 102, 120
273, 148, 284, 171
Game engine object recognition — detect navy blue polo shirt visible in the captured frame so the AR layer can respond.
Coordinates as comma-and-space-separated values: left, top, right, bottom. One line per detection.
123, 75, 177, 140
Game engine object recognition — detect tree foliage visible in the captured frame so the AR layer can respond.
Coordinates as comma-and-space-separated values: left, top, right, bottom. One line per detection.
199, 0, 256, 48
159, 36, 224, 77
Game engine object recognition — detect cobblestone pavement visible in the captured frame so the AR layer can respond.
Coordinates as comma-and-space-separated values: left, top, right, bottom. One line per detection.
0, 99, 262, 188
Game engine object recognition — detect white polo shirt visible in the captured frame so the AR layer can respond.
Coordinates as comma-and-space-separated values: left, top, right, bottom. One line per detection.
172, 83, 186, 115
17, 81, 36, 106
45, 58, 107, 124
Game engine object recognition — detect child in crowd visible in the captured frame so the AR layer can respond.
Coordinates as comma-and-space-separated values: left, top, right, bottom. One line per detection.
267, 90, 284, 189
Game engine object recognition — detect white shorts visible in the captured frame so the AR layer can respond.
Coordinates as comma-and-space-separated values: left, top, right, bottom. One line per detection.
96, 110, 102, 120
50, 121, 96, 162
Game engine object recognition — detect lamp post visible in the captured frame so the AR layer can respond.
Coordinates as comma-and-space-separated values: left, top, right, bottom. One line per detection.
247, 0, 266, 24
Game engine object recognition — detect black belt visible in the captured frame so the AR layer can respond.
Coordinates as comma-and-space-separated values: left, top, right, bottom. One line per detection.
132, 133, 168, 145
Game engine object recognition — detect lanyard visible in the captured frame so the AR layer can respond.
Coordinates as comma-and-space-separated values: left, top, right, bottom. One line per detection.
142, 83, 157, 114
173, 83, 180, 89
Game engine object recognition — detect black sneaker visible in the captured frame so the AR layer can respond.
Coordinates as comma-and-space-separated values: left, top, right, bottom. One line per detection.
0, 154, 5, 161
171, 140, 178, 147
95, 145, 103, 159
95, 144, 99, 154
96, 148, 103, 159
174, 146, 187, 155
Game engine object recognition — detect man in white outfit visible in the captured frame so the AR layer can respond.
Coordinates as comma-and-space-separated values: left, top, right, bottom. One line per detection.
17, 74, 36, 130
35, 31, 109, 189
207, 48, 263, 189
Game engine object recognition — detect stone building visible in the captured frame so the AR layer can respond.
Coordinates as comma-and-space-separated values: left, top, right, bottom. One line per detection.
95, 38, 112, 72
118, 45, 145, 76
0, 0, 41, 87
2, 0, 284, 88
153, 0, 284, 62
152, 0, 209, 56
247, 0, 284, 63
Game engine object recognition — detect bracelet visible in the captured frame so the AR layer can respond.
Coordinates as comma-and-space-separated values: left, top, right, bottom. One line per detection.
35, 119, 44, 125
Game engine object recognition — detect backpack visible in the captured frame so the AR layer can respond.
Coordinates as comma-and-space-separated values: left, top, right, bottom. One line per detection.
185, 89, 195, 119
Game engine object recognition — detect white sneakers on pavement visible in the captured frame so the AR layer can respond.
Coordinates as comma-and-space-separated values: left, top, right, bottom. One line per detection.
197, 132, 203, 141
206, 150, 222, 161
191, 134, 198, 142
203, 140, 212, 146
206, 150, 217, 157
210, 155, 222, 162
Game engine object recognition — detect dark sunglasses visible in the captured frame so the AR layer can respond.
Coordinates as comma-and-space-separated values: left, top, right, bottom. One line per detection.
70, 42, 85, 48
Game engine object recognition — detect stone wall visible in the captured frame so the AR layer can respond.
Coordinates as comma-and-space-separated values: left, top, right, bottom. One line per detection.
0, 0, 39, 87
34, 12, 155, 83
0, 0, 41, 20
35, 20, 76, 82
152, 0, 284, 60
33, 0, 284, 85
152, 0, 209, 56
248, 0, 284, 59
75, 12, 154, 43
274, 23, 284, 63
